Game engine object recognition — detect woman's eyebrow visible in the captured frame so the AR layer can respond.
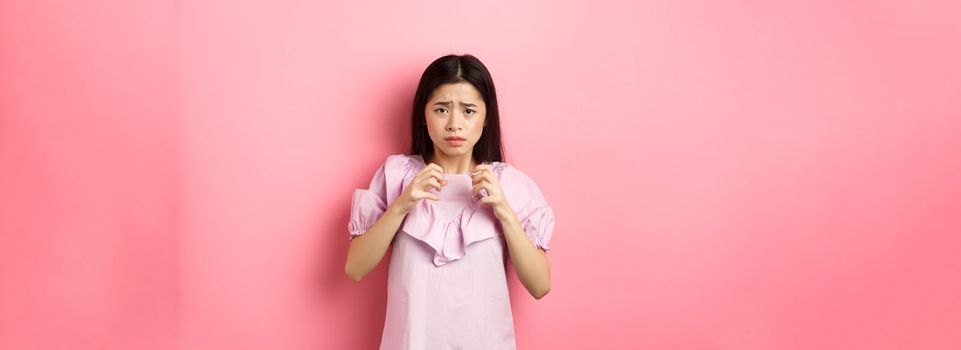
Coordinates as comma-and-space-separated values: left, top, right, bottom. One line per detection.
431, 101, 478, 107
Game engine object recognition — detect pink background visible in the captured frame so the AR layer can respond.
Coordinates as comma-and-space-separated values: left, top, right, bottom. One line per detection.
2, 0, 960, 349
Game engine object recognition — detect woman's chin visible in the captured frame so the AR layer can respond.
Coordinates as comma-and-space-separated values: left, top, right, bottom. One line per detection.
438, 147, 471, 157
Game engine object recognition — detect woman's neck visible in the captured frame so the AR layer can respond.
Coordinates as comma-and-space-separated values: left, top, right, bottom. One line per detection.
427, 151, 477, 174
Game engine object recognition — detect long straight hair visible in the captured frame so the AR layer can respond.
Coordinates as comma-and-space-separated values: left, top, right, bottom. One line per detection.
410, 54, 504, 164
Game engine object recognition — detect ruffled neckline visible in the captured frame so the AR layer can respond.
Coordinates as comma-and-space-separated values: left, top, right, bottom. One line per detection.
400, 154, 508, 266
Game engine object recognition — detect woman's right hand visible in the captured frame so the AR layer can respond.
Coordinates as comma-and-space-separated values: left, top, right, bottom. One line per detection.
391, 163, 447, 215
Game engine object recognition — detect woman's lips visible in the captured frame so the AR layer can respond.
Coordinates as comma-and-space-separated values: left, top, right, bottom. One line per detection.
445, 138, 465, 146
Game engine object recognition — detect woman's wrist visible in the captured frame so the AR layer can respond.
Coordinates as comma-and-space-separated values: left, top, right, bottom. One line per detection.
388, 199, 412, 216
494, 205, 519, 227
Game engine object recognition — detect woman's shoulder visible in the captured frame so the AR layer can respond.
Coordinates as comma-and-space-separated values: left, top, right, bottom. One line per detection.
372, 154, 424, 203
495, 162, 549, 210
493, 161, 533, 183
379, 153, 424, 172
384, 153, 420, 164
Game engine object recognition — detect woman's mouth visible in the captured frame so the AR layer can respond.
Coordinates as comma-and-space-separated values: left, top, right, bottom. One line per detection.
445, 137, 466, 146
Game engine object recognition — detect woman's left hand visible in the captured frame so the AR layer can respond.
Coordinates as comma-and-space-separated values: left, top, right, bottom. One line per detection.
470, 164, 516, 223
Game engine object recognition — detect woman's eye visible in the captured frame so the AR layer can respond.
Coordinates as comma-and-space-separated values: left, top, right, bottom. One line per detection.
434, 107, 448, 114
465, 109, 475, 116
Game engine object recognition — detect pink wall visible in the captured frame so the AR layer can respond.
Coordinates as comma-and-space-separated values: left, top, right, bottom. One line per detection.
2, 0, 960, 349
0, 0, 180, 348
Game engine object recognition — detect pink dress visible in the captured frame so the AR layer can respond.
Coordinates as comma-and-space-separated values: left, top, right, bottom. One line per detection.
348, 154, 555, 350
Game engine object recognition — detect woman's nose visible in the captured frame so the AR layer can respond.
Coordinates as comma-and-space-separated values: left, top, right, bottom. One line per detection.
446, 117, 462, 131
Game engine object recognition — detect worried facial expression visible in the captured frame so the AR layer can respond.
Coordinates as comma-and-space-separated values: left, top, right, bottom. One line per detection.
425, 82, 487, 158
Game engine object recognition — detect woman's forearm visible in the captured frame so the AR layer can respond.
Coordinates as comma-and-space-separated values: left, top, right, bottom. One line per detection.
501, 214, 552, 299
345, 204, 408, 282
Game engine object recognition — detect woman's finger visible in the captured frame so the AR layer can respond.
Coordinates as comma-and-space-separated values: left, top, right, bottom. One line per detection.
472, 181, 493, 198
471, 171, 495, 186
432, 171, 448, 186
416, 169, 446, 187
412, 170, 428, 184
425, 164, 448, 184
423, 177, 442, 192
478, 194, 495, 204
416, 164, 436, 177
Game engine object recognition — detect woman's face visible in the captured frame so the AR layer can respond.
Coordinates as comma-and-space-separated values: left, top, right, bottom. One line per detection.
425, 82, 486, 159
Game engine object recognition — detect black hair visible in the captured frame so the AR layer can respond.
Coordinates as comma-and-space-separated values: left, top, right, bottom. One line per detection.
410, 54, 504, 164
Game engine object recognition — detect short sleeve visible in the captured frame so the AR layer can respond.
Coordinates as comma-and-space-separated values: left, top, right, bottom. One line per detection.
501, 166, 555, 252
347, 163, 388, 241
347, 154, 416, 241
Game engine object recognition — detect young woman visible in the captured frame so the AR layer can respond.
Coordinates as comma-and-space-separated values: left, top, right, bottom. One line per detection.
344, 54, 555, 349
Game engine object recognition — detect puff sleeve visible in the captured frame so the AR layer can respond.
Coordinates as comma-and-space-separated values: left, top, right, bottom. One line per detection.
347, 154, 417, 241
347, 162, 389, 241
500, 166, 556, 252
